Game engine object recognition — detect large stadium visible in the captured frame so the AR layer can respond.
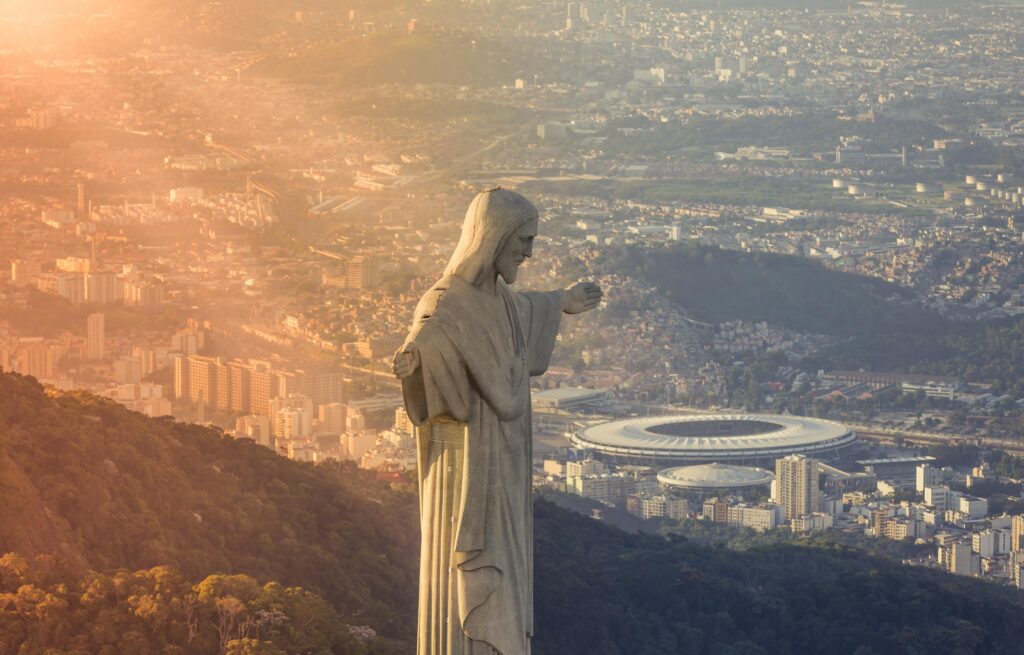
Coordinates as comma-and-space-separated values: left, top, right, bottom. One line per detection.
571, 413, 855, 466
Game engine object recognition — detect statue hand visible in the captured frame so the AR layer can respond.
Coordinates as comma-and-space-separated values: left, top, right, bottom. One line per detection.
562, 282, 603, 314
392, 345, 420, 380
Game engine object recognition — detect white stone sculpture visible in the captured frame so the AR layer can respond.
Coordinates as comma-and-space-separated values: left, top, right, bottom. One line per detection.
393, 188, 602, 655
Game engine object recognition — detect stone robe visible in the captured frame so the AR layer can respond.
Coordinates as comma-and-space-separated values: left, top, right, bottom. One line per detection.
401, 274, 562, 655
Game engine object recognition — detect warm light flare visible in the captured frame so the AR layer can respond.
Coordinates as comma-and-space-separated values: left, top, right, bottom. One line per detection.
0, 0, 60, 20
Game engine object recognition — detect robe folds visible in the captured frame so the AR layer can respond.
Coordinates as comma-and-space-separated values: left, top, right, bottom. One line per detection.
401, 275, 562, 655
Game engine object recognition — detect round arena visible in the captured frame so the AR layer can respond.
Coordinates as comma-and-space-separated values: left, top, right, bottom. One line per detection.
571, 414, 855, 466
657, 463, 775, 492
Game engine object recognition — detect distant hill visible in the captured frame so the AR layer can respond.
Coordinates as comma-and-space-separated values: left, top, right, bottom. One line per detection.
598, 243, 1024, 392
604, 242, 948, 338
4, 371, 1024, 653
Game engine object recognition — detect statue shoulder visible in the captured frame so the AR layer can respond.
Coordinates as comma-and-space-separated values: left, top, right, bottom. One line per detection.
419, 276, 485, 321
406, 278, 476, 356
409, 276, 463, 330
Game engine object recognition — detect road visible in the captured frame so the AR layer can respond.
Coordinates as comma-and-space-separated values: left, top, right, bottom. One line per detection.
850, 423, 1024, 456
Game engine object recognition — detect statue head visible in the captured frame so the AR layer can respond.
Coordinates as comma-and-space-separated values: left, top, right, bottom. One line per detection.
494, 216, 537, 285
443, 188, 540, 286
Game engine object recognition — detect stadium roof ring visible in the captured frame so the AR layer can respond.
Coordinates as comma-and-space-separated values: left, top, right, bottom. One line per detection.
571, 414, 855, 465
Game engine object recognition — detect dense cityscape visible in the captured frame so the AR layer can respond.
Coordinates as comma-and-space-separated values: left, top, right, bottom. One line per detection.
6, 0, 1024, 652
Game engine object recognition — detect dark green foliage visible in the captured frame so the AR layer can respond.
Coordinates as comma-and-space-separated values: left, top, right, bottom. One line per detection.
0, 559, 378, 655
533, 500, 1024, 655
991, 450, 1024, 480
660, 518, 931, 562
925, 444, 983, 468
823, 317, 1024, 395
605, 242, 946, 338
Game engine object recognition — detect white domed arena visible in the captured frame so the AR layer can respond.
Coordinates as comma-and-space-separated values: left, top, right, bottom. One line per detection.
571, 414, 855, 466
657, 463, 775, 491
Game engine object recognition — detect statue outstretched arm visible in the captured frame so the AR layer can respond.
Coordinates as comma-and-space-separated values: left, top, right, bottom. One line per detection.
561, 281, 603, 314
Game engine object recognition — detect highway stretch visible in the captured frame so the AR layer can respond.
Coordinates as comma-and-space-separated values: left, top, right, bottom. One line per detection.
850, 423, 1024, 457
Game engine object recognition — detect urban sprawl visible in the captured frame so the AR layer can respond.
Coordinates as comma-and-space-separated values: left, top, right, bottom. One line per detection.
6, 0, 1024, 591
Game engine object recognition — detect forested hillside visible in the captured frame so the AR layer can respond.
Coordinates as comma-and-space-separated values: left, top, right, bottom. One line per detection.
820, 317, 1024, 396
0, 372, 420, 649
605, 242, 945, 338
533, 502, 1024, 655
4, 371, 1024, 654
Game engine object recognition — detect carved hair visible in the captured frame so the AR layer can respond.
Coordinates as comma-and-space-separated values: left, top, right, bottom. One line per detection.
443, 188, 538, 286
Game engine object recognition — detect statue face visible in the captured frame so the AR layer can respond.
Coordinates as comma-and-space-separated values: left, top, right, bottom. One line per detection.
495, 217, 538, 284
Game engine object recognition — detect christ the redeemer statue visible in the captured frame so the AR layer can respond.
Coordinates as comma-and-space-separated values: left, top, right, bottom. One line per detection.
393, 188, 602, 655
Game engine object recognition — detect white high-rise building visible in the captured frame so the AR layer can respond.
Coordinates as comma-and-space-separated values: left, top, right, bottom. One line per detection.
172, 355, 188, 399
345, 429, 377, 461
916, 464, 938, 493
276, 407, 312, 441
84, 271, 121, 304
924, 485, 958, 512
395, 406, 414, 438
566, 458, 607, 478
318, 402, 346, 434
728, 505, 779, 532
973, 530, 996, 559
628, 494, 688, 521
345, 255, 380, 290
774, 454, 820, 521
86, 312, 105, 360
1012, 515, 1024, 552
113, 357, 142, 384
958, 496, 989, 520
1012, 552, 1024, 589
269, 393, 314, 438
791, 513, 833, 533
996, 528, 1012, 554
940, 541, 979, 577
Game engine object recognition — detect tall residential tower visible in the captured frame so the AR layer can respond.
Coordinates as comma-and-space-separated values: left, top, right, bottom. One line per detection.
774, 454, 820, 520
